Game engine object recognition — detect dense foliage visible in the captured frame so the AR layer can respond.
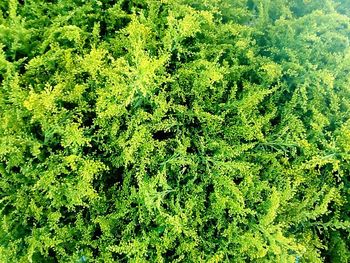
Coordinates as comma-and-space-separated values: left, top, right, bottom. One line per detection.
0, 0, 350, 262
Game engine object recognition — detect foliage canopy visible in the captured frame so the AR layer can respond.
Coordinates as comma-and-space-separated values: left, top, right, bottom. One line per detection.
0, 0, 350, 262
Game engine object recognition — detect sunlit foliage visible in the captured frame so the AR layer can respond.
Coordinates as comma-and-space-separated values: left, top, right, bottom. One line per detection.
0, 0, 349, 262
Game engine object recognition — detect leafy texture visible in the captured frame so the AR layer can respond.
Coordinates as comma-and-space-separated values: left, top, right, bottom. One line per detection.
0, 0, 349, 262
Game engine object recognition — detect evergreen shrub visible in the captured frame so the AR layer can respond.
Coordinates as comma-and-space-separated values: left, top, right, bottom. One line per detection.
0, 0, 349, 262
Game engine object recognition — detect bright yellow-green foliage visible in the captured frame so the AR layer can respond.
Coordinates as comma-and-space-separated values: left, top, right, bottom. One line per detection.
0, 0, 350, 262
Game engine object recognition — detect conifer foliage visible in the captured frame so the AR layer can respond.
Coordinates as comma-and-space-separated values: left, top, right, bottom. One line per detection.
0, 0, 350, 262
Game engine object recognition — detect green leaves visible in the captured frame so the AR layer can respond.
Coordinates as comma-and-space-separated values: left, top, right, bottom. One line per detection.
0, 0, 349, 262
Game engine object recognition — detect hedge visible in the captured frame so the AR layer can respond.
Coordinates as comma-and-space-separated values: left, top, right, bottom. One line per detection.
0, 0, 349, 262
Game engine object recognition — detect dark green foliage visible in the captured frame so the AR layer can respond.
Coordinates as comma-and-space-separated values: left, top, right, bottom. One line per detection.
0, 0, 349, 262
